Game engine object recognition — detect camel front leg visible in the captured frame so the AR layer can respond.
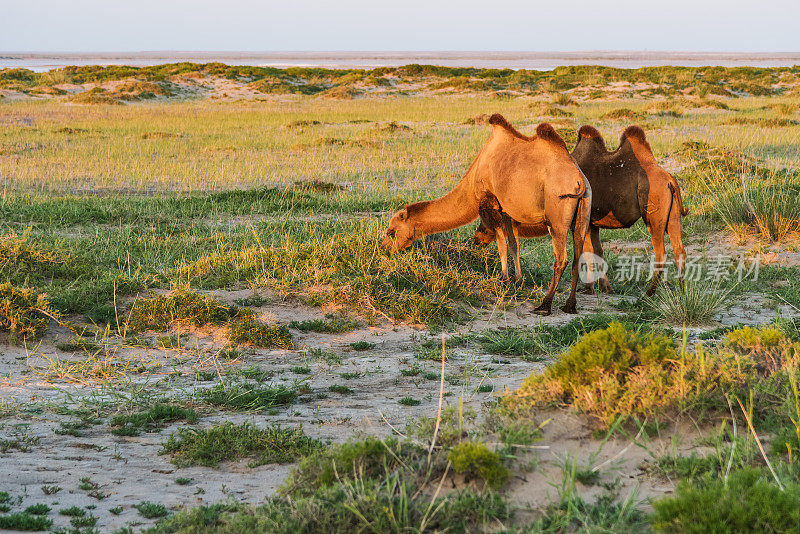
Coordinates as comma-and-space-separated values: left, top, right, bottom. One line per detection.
503, 216, 523, 284
580, 227, 596, 295
591, 227, 613, 294
534, 227, 568, 316
494, 225, 510, 281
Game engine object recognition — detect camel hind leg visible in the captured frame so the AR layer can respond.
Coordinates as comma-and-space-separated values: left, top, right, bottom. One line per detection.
667, 198, 687, 281
562, 193, 591, 314
534, 225, 568, 316
645, 216, 669, 296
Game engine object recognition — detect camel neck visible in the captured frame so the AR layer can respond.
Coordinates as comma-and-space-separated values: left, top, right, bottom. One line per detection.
413, 179, 479, 236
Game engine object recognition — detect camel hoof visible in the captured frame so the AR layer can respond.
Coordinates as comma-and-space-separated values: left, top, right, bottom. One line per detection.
580, 286, 594, 295
561, 302, 578, 314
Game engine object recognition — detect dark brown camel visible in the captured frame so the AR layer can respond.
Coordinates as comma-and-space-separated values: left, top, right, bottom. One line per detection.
381, 114, 591, 315
473, 125, 686, 295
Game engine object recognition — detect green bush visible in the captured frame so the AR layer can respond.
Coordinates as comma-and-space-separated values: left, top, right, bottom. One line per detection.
506, 323, 754, 426
448, 441, 510, 490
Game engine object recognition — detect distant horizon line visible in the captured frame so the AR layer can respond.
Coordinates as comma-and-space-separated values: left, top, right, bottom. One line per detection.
4, 50, 800, 57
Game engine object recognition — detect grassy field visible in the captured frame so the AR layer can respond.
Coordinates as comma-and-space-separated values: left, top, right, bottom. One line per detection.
1, 63, 800, 532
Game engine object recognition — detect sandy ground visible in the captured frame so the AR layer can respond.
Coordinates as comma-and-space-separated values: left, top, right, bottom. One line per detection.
0, 258, 796, 531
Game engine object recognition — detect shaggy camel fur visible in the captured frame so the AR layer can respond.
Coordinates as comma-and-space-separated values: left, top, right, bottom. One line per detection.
381, 114, 591, 315
473, 124, 686, 295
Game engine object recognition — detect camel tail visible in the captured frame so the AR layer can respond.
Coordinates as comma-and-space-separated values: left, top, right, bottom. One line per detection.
559, 170, 588, 199
668, 177, 688, 216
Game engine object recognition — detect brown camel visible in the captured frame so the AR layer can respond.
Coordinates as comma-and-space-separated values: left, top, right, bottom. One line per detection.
381, 114, 591, 315
473, 124, 687, 295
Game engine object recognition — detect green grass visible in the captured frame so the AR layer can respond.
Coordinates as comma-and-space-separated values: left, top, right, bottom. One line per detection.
151, 475, 510, 534
201, 383, 297, 411
227, 318, 295, 348
530, 486, 646, 533
109, 403, 199, 436
160, 422, 323, 467
22, 504, 49, 516
0, 512, 52, 531
349, 341, 375, 351
650, 467, 800, 532
642, 279, 732, 325
288, 313, 360, 333
477, 314, 641, 360
59, 506, 85, 517
398, 397, 421, 406
328, 384, 353, 394
281, 436, 406, 497
128, 288, 252, 332
136, 501, 170, 519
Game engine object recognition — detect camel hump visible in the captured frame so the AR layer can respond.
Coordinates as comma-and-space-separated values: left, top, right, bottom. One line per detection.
577, 125, 603, 141
536, 122, 567, 150
488, 113, 530, 140
620, 125, 650, 148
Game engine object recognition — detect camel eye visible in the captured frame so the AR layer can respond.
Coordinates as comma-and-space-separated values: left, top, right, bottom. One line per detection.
387, 229, 396, 237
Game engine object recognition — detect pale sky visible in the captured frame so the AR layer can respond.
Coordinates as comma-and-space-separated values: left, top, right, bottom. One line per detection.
3, 0, 800, 52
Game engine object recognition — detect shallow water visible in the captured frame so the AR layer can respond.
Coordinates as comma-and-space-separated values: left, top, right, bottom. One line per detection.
3, 51, 800, 72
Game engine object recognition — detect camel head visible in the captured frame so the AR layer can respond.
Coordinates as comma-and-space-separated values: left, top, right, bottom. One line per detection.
472, 221, 496, 246
381, 208, 417, 253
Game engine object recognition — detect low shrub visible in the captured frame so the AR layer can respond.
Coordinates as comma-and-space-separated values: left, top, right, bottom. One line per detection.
0, 283, 57, 341
505, 322, 754, 426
